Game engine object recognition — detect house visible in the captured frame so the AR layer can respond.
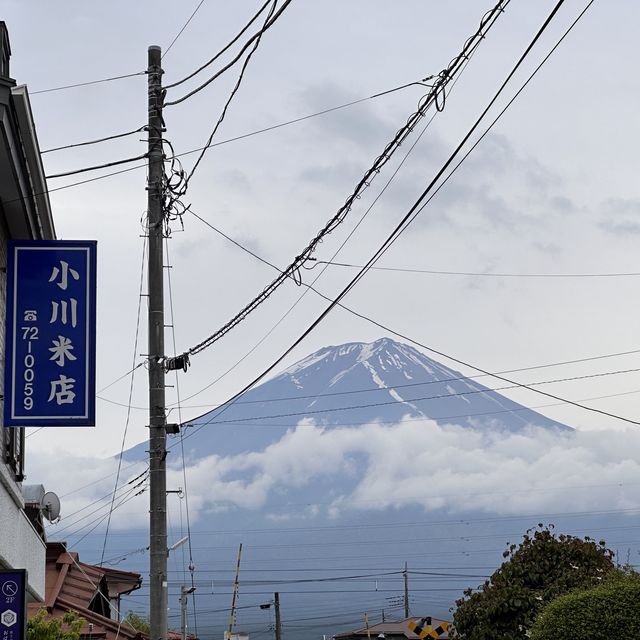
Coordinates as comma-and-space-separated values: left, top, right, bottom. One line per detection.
0, 20, 57, 603
334, 616, 451, 640
27, 542, 144, 640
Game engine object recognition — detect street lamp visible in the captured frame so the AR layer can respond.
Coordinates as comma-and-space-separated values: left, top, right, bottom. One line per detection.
180, 586, 196, 640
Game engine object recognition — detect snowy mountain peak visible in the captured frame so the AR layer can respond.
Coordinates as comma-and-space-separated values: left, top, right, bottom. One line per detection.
124, 337, 571, 463
281, 337, 455, 392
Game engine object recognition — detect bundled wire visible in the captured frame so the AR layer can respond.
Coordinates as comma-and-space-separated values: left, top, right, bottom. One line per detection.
165, 0, 292, 105
185, 0, 512, 357
162, 140, 190, 232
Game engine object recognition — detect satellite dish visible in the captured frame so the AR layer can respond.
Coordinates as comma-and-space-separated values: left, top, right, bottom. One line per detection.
41, 492, 61, 522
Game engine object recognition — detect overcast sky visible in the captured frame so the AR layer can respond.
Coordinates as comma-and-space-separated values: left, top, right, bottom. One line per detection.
4, 0, 639, 463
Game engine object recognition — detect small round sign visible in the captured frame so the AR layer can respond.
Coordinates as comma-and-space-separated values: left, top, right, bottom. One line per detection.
1, 582, 18, 597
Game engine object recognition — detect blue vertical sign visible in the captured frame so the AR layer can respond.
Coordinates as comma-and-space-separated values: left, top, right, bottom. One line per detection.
0, 570, 26, 640
4, 240, 96, 427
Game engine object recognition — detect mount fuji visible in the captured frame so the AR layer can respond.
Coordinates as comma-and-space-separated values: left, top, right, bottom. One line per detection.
96, 340, 632, 640
156, 337, 571, 459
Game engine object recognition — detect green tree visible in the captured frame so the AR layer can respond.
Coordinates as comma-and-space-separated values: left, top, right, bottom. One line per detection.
530, 569, 640, 640
451, 525, 615, 640
124, 611, 150, 636
27, 609, 84, 640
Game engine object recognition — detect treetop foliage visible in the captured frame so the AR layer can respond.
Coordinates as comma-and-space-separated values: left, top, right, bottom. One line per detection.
530, 568, 640, 640
27, 609, 84, 640
451, 524, 616, 640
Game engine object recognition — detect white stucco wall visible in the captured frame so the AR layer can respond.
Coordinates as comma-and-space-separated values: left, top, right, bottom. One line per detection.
0, 463, 45, 600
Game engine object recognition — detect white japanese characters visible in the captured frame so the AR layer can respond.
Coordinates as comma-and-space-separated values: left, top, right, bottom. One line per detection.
45, 259, 82, 408
47, 374, 76, 405
48, 335, 77, 367
8, 243, 95, 426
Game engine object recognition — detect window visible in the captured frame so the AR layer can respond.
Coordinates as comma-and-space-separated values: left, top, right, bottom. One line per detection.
4, 427, 25, 481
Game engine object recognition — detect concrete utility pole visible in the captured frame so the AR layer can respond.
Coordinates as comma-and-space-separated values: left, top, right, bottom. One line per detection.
274, 592, 282, 640
147, 44, 168, 640
180, 586, 196, 640
403, 562, 409, 618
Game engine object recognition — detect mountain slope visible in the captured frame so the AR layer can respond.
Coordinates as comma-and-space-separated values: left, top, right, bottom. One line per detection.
123, 337, 570, 460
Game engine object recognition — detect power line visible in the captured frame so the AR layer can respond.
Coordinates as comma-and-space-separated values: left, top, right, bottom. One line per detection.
41, 125, 146, 155
165, 0, 293, 104
165, 0, 272, 83
80, 504, 640, 544
45, 153, 147, 180
163, 212, 640, 409
176, 87, 443, 405
177, 0, 625, 446
52, 469, 149, 532
190, 367, 640, 426
184, 0, 512, 357
309, 260, 640, 279
185, 0, 280, 185
5, 79, 427, 203
30, 71, 145, 95
165, 238, 199, 636
163, 0, 208, 59
168, 51, 472, 409
100, 237, 147, 566
200, 389, 639, 430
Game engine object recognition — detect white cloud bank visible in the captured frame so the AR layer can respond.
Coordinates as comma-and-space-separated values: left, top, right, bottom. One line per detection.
34, 419, 640, 537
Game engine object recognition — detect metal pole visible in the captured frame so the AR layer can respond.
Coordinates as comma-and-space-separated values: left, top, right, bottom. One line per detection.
147, 43, 167, 640
403, 562, 409, 618
180, 587, 188, 640
274, 592, 282, 640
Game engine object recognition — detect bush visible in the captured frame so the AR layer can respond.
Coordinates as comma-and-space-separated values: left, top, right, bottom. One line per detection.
451, 525, 615, 640
27, 609, 84, 640
530, 570, 640, 640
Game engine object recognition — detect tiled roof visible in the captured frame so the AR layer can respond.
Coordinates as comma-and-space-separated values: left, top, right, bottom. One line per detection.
28, 542, 145, 640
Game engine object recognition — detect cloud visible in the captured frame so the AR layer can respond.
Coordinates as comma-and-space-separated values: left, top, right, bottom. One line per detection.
35, 418, 640, 539
31, 453, 149, 537
298, 82, 393, 152
121, 421, 640, 520
599, 198, 640, 235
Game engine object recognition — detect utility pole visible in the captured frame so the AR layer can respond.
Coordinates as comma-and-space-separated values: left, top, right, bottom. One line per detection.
403, 562, 409, 618
274, 592, 282, 640
180, 586, 196, 640
147, 44, 167, 640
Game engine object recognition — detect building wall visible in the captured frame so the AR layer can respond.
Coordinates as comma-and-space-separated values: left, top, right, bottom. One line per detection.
0, 464, 45, 599
0, 23, 53, 602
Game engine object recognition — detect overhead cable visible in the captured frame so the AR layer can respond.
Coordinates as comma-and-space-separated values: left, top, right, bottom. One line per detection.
165, 0, 272, 84
174, 56, 469, 405
180, 0, 628, 440
45, 153, 147, 180
99, 237, 147, 566
31, 71, 145, 95
165, 239, 199, 634
5, 79, 427, 203
185, 0, 513, 357
191, 368, 640, 426
41, 125, 146, 155
165, 0, 292, 104
310, 260, 640, 279
184, 0, 280, 184
163, 0, 208, 59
